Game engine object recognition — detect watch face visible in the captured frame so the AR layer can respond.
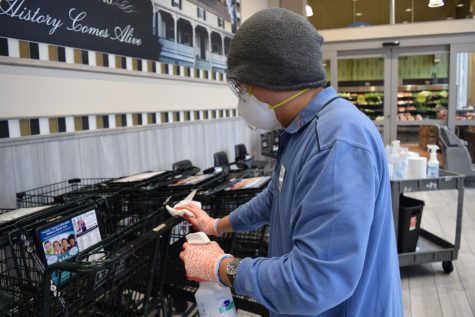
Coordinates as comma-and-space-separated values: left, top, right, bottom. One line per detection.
227, 258, 242, 276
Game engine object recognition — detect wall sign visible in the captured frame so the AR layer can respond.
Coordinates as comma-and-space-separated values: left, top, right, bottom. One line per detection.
0, 0, 161, 60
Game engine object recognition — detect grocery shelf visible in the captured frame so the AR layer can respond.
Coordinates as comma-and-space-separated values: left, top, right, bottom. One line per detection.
397, 120, 445, 126
455, 120, 475, 126
391, 170, 464, 273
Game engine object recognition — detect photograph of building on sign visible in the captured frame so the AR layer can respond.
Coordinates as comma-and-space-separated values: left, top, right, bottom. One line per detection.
151, 0, 239, 72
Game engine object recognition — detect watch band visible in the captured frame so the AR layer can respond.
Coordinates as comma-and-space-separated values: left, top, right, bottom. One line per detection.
226, 257, 242, 286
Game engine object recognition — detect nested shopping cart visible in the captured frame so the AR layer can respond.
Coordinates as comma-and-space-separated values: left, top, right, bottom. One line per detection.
162, 176, 272, 317
15, 178, 113, 208
1, 189, 179, 316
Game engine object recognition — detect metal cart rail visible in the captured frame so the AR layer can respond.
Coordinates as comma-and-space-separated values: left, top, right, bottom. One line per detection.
391, 169, 464, 273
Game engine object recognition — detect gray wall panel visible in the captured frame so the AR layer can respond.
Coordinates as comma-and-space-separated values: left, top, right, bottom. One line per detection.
0, 119, 262, 207
0, 146, 16, 208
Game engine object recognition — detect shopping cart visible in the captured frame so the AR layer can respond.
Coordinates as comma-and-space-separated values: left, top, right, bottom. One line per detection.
162, 177, 272, 317
1, 191, 176, 316
16, 178, 113, 208
40, 216, 178, 317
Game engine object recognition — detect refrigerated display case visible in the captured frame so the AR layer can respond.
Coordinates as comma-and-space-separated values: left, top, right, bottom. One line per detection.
397, 84, 448, 121
339, 86, 384, 121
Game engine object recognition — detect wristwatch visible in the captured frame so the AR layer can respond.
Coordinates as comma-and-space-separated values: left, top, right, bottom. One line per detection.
226, 257, 242, 285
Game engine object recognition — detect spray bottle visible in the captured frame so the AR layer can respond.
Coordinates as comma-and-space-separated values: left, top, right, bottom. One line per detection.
186, 232, 237, 317
427, 144, 440, 178
388, 140, 401, 179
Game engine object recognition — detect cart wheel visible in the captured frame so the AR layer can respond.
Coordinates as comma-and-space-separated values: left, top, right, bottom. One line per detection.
442, 261, 454, 274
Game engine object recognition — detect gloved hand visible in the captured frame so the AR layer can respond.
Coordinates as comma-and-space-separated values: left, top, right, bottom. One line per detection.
180, 241, 229, 283
176, 203, 219, 236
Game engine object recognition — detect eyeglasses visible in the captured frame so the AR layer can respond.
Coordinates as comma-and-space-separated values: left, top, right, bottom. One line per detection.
227, 79, 251, 98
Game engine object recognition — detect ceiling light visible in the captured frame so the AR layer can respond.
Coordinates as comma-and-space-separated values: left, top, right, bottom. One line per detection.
428, 0, 444, 7
456, 3, 464, 7
356, 12, 363, 16
405, 8, 413, 12
306, 5, 314, 17
446, 16, 454, 19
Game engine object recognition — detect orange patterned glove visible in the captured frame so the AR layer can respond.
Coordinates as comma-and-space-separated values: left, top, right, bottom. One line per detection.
179, 241, 231, 283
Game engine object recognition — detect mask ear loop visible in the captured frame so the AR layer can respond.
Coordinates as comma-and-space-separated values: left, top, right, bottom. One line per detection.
268, 88, 310, 110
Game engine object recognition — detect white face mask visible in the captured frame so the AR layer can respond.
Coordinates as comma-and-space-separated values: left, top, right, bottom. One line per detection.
238, 94, 282, 130
237, 87, 310, 131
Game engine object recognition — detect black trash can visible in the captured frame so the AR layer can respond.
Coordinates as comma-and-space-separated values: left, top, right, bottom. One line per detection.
398, 195, 424, 253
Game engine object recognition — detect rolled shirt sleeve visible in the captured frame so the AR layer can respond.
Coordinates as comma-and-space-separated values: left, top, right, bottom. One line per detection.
233, 140, 377, 315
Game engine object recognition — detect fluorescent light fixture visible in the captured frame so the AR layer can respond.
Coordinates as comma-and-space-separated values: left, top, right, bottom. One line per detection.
355, 12, 363, 16
428, 0, 444, 7
306, 5, 314, 17
456, 2, 464, 7
405, 8, 412, 12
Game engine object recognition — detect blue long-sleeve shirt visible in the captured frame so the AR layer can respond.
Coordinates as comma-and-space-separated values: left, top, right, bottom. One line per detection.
229, 87, 403, 316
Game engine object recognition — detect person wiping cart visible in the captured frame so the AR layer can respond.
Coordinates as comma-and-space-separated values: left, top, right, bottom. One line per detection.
178, 8, 403, 317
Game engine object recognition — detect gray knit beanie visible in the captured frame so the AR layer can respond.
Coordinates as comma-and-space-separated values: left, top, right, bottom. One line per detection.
227, 8, 326, 90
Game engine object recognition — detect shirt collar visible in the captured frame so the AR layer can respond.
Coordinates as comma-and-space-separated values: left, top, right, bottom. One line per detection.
283, 87, 339, 134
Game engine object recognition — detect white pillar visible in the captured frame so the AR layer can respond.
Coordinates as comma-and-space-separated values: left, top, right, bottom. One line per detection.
7, 39, 19, 57
39, 118, 49, 135
126, 57, 133, 70
65, 116, 75, 132
168, 112, 174, 123
156, 112, 162, 124
7, 120, 20, 138
108, 114, 116, 128
126, 114, 133, 126
88, 116, 97, 130
108, 54, 116, 68
142, 113, 147, 125
141, 60, 147, 72
88, 51, 97, 66
38, 43, 49, 61
65, 47, 74, 64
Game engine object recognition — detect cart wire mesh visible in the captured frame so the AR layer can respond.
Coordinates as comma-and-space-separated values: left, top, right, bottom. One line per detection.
16, 178, 113, 208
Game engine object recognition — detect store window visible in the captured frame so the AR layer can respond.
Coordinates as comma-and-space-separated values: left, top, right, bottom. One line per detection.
197, 7, 206, 20
338, 57, 385, 122
397, 53, 449, 122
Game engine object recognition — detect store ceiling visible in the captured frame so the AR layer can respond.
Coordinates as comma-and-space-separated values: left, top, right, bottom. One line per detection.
307, 0, 471, 30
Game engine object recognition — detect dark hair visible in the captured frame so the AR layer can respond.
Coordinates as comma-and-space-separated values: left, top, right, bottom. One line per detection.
44, 240, 51, 246
67, 234, 75, 242
62, 238, 68, 242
